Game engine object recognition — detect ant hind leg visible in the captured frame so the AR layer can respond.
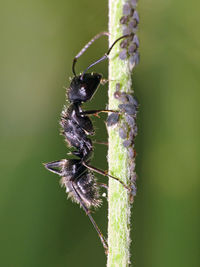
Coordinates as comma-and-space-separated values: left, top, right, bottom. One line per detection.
71, 182, 108, 253
83, 162, 131, 192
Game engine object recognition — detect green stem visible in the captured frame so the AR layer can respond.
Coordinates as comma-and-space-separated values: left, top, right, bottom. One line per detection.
107, 0, 135, 266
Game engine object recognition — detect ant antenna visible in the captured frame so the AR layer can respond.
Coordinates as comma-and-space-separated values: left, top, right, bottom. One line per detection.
72, 32, 109, 76
81, 34, 133, 78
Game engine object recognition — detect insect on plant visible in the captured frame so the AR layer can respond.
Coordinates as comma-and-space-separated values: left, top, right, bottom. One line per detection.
44, 32, 132, 253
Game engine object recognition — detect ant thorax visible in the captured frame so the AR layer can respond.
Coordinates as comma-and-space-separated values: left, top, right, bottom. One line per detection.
64, 103, 94, 135
60, 103, 93, 160
60, 172, 102, 209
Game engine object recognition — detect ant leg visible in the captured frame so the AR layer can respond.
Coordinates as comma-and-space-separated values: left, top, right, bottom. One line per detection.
93, 141, 108, 146
80, 109, 119, 116
72, 32, 109, 76
83, 162, 130, 191
100, 78, 108, 85
71, 182, 108, 253
86, 212, 108, 253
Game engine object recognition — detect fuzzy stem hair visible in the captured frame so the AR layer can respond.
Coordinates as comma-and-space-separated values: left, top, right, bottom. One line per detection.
107, 0, 135, 266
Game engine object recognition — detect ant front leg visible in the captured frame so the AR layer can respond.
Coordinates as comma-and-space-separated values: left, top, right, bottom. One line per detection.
80, 109, 119, 116
80, 109, 120, 127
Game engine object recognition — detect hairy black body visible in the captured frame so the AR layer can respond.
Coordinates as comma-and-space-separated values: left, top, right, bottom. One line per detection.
44, 33, 132, 252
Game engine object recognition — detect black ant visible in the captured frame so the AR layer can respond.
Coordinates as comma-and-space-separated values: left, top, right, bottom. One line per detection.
44, 32, 132, 253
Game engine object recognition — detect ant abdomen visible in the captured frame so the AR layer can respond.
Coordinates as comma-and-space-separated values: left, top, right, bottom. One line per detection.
45, 159, 102, 209
61, 172, 102, 209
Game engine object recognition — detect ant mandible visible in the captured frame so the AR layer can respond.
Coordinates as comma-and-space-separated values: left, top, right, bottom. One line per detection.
44, 32, 132, 253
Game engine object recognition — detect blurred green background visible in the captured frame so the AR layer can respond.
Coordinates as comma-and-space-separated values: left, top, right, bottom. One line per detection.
0, 0, 199, 266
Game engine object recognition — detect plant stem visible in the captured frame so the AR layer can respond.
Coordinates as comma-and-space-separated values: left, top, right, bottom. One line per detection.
107, 1, 135, 266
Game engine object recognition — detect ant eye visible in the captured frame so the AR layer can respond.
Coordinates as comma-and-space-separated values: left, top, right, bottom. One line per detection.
79, 86, 86, 96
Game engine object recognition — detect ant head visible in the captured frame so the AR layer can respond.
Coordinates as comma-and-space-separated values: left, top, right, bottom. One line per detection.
68, 73, 102, 103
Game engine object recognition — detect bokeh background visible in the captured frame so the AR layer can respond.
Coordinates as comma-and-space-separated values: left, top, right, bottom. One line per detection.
0, 0, 199, 266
